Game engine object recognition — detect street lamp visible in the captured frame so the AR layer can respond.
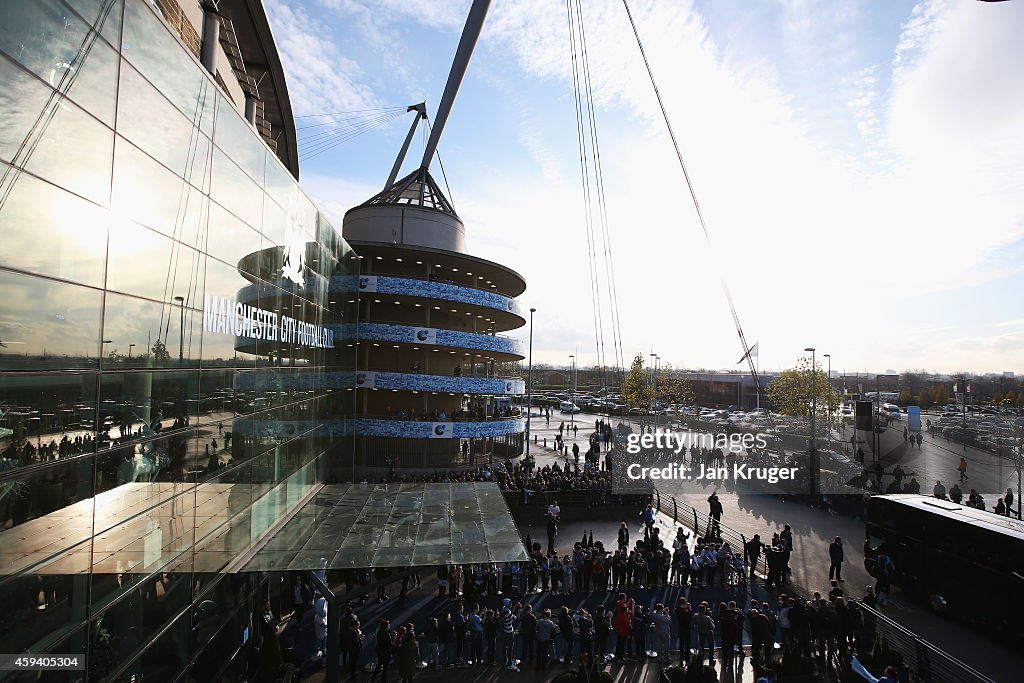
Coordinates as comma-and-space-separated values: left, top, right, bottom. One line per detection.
128, 343, 136, 364
805, 347, 817, 504
173, 296, 185, 363
569, 354, 576, 429
823, 353, 832, 447
526, 307, 536, 458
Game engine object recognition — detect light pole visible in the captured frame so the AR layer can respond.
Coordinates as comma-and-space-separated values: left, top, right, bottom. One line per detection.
805, 347, 817, 504
824, 353, 832, 448
526, 307, 536, 459
569, 354, 576, 429
173, 295, 185, 363
128, 343, 136, 364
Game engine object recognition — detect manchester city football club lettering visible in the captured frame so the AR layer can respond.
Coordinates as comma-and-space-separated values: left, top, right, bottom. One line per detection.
202, 294, 334, 348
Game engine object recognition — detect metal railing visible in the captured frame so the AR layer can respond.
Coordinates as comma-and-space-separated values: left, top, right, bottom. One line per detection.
652, 487, 769, 578
849, 600, 997, 683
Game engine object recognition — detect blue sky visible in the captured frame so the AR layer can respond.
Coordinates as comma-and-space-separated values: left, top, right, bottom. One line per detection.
266, 0, 1024, 375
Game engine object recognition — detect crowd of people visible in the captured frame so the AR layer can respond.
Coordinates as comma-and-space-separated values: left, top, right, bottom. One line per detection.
299, 557, 888, 682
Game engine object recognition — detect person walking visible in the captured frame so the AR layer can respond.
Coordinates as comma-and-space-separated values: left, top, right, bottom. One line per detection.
958, 457, 969, 483
745, 534, 762, 581
779, 525, 793, 582
313, 594, 329, 664
828, 536, 844, 582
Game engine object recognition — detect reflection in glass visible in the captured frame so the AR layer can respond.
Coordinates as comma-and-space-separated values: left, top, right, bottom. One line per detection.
0, 65, 114, 206
117, 60, 211, 190
207, 200, 263, 276
0, 0, 120, 125
0, 168, 108, 286
0, 372, 99, 475
0, 270, 103, 370
214, 92, 265, 186
211, 147, 263, 230
0, 454, 94, 657
106, 220, 206, 308
111, 137, 207, 244
121, 0, 214, 135
67, 0, 123, 47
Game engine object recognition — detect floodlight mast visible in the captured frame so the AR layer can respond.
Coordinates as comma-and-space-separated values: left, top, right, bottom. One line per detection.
418, 0, 491, 171
384, 103, 428, 191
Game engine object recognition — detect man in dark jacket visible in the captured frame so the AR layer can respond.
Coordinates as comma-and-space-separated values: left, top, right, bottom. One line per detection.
745, 534, 762, 580
519, 604, 536, 666
674, 597, 693, 665
828, 536, 844, 582
749, 606, 772, 665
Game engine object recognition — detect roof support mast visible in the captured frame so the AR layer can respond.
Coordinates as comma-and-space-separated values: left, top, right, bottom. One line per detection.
418, 0, 491, 172
385, 103, 428, 191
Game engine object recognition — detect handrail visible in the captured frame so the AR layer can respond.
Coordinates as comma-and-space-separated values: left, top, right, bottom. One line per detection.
651, 486, 769, 578
849, 600, 998, 683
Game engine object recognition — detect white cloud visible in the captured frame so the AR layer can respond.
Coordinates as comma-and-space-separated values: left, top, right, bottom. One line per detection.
265, 1, 382, 117
270, 0, 1024, 374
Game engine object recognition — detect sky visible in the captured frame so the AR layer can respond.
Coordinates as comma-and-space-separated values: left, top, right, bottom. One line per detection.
264, 0, 1024, 376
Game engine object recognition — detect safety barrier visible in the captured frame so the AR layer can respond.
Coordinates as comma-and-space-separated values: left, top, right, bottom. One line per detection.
848, 600, 997, 683
652, 487, 769, 578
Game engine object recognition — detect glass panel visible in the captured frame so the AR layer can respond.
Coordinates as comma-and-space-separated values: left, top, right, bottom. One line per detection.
0, 59, 113, 207
200, 258, 263, 370
210, 147, 262, 229
207, 200, 262, 276
0, 372, 98, 472
0, 456, 94, 658
100, 369, 201, 444
67, 0, 123, 47
101, 291, 202, 374
111, 137, 207, 245
117, 59, 211, 190
0, 167, 108, 287
0, 0, 120, 125
91, 583, 193, 681
264, 152, 297, 212
121, 0, 214, 135
213, 93, 265, 185
0, 270, 102, 371
195, 462, 253, 562
106, 219, 206, 308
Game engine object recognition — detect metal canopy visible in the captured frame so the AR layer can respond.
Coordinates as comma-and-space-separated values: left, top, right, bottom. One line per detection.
238, 482, 528, 572
358, 168, 458, 217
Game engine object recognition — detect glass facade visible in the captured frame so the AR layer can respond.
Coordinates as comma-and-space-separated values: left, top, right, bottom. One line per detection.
0, 0, 355, 678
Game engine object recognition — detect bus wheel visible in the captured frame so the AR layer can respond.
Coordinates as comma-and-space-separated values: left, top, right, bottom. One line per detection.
928, 593, 949, 614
